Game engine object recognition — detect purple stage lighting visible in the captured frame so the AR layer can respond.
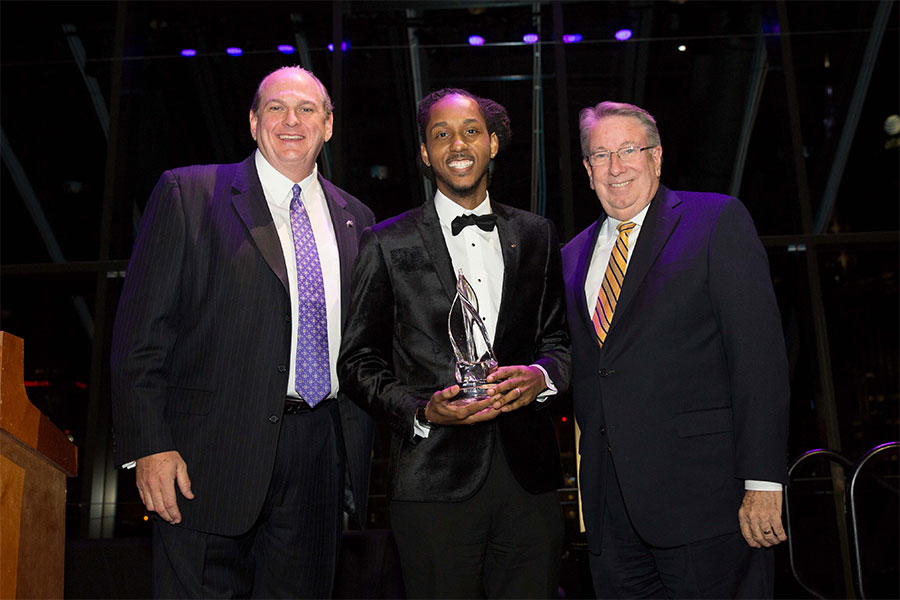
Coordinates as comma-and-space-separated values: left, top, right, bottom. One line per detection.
328, 41, 350, 52
226, 47, 243, 56
180, 48, 197, 57
523, 33, 539, 44
277, 44, 295, 54
562, 34, 582, 44
614, 29, 633, 41
468, 35, 485, 46
328, 43, 334, 52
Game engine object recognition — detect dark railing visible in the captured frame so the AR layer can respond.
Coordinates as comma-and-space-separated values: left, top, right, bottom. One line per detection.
785, 442, 900, 599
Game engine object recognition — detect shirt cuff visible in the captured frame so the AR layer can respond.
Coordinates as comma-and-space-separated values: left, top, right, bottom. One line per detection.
122, 461, 136, 469
531, 364, 557, 403
744, 479, 783, 491
413, 417, 432, 439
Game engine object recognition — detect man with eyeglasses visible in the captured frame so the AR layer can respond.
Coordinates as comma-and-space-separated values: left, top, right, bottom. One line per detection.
562, 101, 789, 598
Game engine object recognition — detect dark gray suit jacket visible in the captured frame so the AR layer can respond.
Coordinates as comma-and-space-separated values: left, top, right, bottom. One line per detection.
339, 199, 570, 502
562, 185, 789, 550
110, 154, 375, 535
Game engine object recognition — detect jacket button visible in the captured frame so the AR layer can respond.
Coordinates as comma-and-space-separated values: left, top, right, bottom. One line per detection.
277, 364, 287, 373
599, 368, 609, 377
284, 314, 291, 322
600, 427, 607, 436
269, 415, 279, 424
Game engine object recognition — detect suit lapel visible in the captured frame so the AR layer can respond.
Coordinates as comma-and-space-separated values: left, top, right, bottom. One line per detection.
416, 199, 458, 301
319, 175, 356, 325
230, 156, 289, 294
493, 203, 520, 344
608, 186, 682, 339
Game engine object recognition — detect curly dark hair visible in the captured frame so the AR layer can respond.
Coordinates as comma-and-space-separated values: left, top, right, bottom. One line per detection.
416, 88, 512, 182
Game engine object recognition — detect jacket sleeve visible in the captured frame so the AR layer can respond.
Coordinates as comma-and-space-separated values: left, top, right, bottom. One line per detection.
109, 171, 185, 466
708, 197, 790, 484
531, 220, 572, 399
338, 228, 422, 442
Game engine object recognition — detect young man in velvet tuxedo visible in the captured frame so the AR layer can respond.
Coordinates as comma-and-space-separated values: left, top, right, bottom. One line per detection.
339, 88, 570, 598
563, 101, 789, 597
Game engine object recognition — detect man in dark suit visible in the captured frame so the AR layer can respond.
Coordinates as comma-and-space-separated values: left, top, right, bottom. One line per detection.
338, 88, 570, 598
562, 101, 790, 598
110, 66, 375, 598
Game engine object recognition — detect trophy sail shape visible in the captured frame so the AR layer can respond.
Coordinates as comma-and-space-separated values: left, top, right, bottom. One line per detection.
447, 270, 498, 403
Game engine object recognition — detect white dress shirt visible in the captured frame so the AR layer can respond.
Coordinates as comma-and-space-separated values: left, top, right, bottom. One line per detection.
583, 202, 779, 492
256, 150, 342, 400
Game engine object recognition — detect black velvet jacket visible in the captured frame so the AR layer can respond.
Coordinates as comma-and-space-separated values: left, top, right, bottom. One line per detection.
338, 199, 570, 502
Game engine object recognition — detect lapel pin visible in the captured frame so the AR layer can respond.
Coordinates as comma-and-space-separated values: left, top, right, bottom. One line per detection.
510, 243, 517, 248
346, 220, 354, 228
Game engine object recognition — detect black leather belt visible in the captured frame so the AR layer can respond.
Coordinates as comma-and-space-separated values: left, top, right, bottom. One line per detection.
283, 397, 334, 415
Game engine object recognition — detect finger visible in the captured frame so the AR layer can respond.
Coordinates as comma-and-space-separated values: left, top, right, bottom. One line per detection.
463, 406, 502, 424
486, 367, 515, 382
176, 465, 195, 501
137, 486, 151, 512
500, 387, 528, 412
147, 486, 171, 522
739, 518, 760, 548
757, 523, 782, 547
490, 384, 521, 407
160, 484, 182, 524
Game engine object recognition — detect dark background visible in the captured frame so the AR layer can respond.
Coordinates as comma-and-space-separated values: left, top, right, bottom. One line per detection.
1, 1, 897, 597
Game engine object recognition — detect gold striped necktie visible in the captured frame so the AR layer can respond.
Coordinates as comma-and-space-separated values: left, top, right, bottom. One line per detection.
592, 221, 636, 346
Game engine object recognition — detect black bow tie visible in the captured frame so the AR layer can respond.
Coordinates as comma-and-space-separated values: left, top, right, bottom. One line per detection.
451, 213, 498, 236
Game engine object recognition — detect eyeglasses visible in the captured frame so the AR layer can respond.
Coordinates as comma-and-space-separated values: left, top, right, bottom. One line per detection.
586, 145, 657, 166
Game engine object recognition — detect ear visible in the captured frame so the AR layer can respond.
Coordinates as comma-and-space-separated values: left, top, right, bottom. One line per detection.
489, 132, 499, 158
652, 145, 662, 178
249, 110, 258, 141
323, 111, 334, 143
420, 142, 431, 167
583, 158, 595, 191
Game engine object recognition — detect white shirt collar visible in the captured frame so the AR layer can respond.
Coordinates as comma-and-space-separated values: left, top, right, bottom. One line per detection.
255, 149, 319, 207
433, 189, 493, 228
604, 200, 651, 233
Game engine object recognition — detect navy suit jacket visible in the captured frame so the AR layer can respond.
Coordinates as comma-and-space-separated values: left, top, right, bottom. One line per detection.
339, 199, 570, 501
562, 185, 789, 550
110, 154, 375, 536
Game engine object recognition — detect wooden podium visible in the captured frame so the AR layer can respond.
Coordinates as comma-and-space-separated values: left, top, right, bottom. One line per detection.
1, 332, 77, 599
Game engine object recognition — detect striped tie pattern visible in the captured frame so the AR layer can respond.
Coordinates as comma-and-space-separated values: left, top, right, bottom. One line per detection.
592, 221, 636, 346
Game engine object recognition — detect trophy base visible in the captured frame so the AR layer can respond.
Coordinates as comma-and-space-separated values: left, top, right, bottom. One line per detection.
449, 383, 493, 407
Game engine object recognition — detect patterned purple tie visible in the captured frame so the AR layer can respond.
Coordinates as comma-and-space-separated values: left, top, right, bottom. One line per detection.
290, 184, 330, 406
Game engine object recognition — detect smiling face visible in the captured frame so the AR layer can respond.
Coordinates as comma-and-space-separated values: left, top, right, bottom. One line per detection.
419, 94, 499, 210
249, 69, 333, 182
583, 115, 662, 221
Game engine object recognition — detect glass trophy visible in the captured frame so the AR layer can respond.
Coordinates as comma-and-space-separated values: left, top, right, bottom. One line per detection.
447, 270, 498, 405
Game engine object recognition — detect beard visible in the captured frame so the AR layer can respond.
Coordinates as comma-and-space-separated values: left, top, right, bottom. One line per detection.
433, 162, 491, 201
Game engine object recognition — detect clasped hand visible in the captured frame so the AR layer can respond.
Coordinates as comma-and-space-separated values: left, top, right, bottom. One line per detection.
423, 365, 546, 426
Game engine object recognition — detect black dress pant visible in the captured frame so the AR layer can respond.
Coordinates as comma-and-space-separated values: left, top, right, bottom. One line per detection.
390, 435, 564, 599
589, 451, 774, 599
152, 400, 344, 599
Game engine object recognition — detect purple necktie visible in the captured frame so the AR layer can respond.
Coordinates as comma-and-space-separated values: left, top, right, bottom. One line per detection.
290, 184, 330, 406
